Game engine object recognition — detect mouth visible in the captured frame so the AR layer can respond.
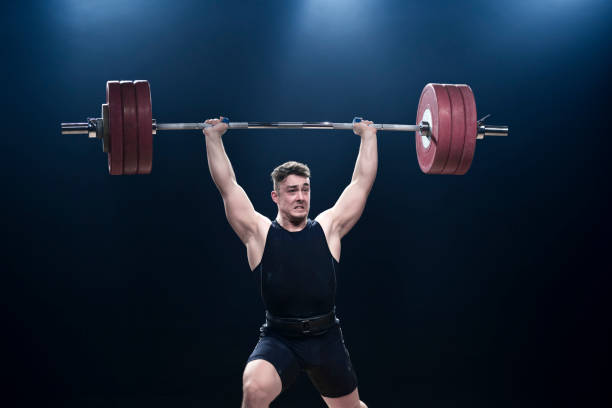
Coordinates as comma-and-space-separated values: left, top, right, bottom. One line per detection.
294, 206, 305, 210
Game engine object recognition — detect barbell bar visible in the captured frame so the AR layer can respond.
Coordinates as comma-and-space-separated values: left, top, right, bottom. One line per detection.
62, 120, 507, 135
61, 80, 508, 175
62, 121, 425, 133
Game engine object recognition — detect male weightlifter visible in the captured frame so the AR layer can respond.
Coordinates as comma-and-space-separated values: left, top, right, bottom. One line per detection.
203, 116, 377, 408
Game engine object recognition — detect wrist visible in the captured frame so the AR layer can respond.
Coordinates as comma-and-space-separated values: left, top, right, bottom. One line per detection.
360, 130, 377, 140
204, 132, 223, 141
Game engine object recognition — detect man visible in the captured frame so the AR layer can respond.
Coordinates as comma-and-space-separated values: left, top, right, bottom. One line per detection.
203, 116, 377, 408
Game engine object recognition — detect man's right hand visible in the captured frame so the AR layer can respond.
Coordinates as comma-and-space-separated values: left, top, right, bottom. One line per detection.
203, 117, 229, 139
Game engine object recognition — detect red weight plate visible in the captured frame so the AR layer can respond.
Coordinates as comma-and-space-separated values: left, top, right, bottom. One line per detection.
415, 83, 452, 174
134, 80, 153, 174
456, 85, 477, 175
442, 85, 466, 175
120, 81, 138, 175
106, 81, 123, 175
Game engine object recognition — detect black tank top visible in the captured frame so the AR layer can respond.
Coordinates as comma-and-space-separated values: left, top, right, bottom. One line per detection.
254, 218, 338, 318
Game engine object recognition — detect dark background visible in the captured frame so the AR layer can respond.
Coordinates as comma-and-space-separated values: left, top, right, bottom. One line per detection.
2, 0, 610, 407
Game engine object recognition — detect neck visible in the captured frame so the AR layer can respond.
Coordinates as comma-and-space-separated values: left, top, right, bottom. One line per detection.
276, 212, 308, 231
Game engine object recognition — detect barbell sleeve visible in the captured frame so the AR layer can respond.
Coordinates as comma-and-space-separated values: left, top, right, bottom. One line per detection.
61, 122, 93, 135
479, 125, 509, 137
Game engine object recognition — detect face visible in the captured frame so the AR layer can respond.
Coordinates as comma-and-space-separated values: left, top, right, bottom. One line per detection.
271, 174, 311, 223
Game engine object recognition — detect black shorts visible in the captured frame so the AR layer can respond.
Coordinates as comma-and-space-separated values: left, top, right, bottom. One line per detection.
246, 322, 358, 398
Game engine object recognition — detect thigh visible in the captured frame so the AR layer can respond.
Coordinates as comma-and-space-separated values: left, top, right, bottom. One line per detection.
247, 334, 301, 392
305, 327, 358, 398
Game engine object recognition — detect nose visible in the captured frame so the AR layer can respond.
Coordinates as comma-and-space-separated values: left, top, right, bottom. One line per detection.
297, 190, 305, 201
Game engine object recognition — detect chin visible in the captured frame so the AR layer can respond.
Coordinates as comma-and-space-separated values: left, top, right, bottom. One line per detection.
289, 211, 308, 222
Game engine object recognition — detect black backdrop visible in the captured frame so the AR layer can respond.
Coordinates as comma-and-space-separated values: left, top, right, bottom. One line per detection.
2, 1, 610, 407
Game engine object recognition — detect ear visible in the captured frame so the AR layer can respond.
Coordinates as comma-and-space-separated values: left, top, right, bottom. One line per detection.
271, 190, 278, 204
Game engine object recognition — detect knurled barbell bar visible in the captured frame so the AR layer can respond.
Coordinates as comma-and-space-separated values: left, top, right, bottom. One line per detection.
61, 80, 508, 175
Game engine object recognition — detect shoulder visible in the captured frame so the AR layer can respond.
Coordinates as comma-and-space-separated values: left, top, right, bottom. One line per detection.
314, 210, 334, 238
248, 213, 272, 245
313, 213, 341, 262
258, 214, 273, 232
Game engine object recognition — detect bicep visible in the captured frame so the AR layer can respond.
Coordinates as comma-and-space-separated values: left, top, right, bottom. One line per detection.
221, 182, 261, 244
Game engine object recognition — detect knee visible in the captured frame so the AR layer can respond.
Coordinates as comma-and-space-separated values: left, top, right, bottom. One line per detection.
242, 379, 273, 407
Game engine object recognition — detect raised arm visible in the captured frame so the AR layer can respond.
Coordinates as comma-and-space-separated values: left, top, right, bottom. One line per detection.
203, 117, 267, 245
317, 118, 378, 240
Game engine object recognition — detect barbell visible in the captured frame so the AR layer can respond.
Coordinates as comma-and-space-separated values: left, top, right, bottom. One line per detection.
61, 80, 508, 175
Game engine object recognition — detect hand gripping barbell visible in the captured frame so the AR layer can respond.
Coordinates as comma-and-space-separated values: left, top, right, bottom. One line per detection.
61, 80, 508, 175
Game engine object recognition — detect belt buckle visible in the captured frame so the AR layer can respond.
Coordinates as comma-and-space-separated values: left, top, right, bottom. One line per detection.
301, 320, 312, 334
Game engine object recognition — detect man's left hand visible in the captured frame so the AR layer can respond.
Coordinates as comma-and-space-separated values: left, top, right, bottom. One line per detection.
352, 118, 377, 138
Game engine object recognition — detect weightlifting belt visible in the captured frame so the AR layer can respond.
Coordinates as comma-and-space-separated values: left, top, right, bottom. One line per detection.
265, 307, 338, 336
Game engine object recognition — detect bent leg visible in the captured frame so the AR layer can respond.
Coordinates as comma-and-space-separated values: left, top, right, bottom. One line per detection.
322, 387, 367, 408
243, 332, 301, 407
241, 359, 282, 408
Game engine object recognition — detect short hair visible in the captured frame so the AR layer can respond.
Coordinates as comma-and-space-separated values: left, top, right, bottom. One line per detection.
270, 161, 311, 192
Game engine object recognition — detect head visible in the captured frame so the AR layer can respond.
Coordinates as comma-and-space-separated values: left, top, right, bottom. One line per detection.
271, 161, 311, 223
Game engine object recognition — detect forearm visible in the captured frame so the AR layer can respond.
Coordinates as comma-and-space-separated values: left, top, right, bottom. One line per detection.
350, 134, 378, 190
204, 135, 237, 196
